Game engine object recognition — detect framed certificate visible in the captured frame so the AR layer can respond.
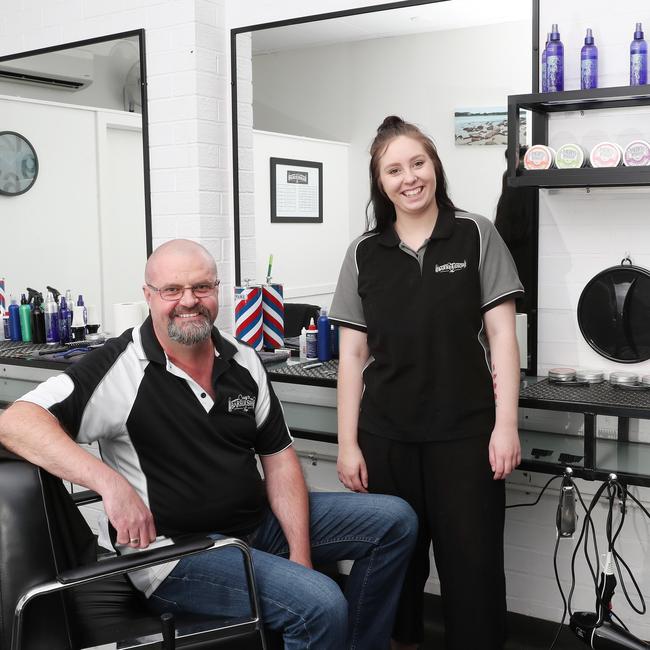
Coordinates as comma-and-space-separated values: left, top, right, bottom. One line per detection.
270, 157, 323, 223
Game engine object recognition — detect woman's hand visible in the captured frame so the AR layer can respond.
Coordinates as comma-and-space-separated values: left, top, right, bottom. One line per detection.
488, 425, 521, 480
337, 443, 368, 492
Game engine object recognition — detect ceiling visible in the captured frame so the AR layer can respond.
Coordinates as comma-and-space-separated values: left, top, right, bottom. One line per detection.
246, 0, 530, 54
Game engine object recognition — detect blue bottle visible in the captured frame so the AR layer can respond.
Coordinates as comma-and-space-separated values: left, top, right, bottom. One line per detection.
547, 24, 564, 92
8, 296, 21, 342
541, 32, 550, 92
581, 28, 598, 89
58, 296, 70, 344
317, 308, 331, 362
630, 22, 648, 86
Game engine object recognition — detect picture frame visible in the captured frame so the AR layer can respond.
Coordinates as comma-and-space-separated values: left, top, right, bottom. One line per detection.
270, 157, 323, 223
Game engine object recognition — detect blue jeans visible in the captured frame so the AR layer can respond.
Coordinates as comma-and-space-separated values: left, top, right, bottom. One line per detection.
148, 491, 417, 649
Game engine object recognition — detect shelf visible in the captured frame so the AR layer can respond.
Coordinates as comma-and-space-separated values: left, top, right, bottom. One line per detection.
509, 84, 650, 113
507, 85, 650, 189
509, 166, 650, 188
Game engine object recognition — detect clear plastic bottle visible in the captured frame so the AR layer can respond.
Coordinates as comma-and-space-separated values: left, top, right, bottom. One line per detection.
546, 24, 564, 92
630, 22, 648, 86
581, 28, 598, 89
541, 32, 550, 92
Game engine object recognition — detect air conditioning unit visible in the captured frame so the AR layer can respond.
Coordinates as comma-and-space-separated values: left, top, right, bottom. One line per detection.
0, 51, 93, 91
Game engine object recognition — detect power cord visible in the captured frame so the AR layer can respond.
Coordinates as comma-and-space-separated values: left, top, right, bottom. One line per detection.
506, 469, 650, 649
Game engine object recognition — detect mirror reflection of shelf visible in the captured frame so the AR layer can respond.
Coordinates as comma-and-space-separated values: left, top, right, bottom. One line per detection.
507, 85, 650, 189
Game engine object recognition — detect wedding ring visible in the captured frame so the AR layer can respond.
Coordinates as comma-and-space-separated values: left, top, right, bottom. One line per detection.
130, 538, 140, 544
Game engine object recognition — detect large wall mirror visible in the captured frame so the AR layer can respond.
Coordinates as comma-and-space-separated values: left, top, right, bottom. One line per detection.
0, 30, 151, 335
232, 0, 539, 374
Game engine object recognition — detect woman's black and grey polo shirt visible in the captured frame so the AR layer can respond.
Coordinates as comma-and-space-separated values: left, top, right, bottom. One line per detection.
330, 206, 523, 443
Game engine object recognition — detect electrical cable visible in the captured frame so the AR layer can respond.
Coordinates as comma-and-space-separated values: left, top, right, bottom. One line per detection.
505, 474, 562, 509
506, 469, 650, 649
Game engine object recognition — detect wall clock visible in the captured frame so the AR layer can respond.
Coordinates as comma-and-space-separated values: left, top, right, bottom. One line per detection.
0, 131, 39, 196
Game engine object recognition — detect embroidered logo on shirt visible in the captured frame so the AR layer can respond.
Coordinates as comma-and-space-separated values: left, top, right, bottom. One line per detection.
435, 260, 467, 274
228, 394, 256, 413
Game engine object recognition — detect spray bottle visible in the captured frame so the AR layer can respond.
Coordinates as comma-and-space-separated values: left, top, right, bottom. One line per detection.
58, 296, 71, 344
30, 294, 46, 344
630, 22, 648, 86
44, 291, 60, 344
547, 24, 564, 92
581, 28, 598, 89
19, 294, 32, 342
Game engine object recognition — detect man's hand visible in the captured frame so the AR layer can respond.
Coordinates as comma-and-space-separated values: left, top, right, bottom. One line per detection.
337, 443, 368, 492
488, 425, 521, 480
101, 475, 157, 549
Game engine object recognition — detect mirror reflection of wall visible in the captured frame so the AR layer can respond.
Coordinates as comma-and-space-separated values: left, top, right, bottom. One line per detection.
0, 31, 150, 335
235, 4, 532, 315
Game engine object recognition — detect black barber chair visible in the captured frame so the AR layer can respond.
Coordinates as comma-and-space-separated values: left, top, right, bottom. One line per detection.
283, 303, 320, 338
0, 454, 283, 649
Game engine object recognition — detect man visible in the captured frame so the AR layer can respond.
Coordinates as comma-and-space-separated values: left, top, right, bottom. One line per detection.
0, 239, 417, 650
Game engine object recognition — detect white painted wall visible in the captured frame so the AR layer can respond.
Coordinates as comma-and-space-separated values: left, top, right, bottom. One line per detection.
252, 20, 531, 244
252, 130, 349, 308
0, 95, 145, 332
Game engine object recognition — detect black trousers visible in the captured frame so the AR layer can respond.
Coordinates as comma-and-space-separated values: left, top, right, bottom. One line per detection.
359, 430, 507, 649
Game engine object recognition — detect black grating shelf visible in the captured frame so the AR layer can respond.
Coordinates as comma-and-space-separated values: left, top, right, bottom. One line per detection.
520, 379, 650, 411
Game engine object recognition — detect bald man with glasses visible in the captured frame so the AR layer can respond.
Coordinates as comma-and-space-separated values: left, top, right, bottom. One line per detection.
0, 239, 417, 650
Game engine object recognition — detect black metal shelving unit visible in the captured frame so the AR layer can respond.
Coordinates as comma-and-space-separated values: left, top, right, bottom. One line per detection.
517, 378, 650, 487
507, 84, 650, 188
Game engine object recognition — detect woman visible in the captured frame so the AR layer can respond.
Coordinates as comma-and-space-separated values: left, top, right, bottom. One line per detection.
329, 116, 523, 650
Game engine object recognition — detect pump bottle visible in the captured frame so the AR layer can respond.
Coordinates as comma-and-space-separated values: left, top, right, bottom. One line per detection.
19, 294, 32, 342
546, 24, 564, 92
581, 28, 598, 89
630, 22, 648, 86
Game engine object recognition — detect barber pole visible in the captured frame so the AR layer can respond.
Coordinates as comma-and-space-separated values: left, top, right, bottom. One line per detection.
234, 285, 263, 350
262, 283, 284, 349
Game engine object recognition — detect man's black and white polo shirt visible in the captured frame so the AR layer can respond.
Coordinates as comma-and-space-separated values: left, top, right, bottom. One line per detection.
330, 206, 524, 443
19, 317, 292, 595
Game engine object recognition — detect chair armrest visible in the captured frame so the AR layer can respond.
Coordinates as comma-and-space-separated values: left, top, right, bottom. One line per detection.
12, 536, 261, 650
70, 488, 101, 506
58, 534, 219, 584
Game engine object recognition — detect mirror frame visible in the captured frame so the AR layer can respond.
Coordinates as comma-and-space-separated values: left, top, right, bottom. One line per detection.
0, 28, 153, 256
230, 1, 540, 375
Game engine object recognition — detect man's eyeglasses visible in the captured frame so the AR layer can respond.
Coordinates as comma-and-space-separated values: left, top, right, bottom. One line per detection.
147, 280, 220, 302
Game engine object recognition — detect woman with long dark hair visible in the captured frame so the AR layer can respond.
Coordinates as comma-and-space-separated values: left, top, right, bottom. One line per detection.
330, 116, 523, 650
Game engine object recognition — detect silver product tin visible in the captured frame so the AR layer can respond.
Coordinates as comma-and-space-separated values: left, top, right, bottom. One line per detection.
575, 369, 605, 383
609, 371, 638, 385
548, 367, 576, 382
